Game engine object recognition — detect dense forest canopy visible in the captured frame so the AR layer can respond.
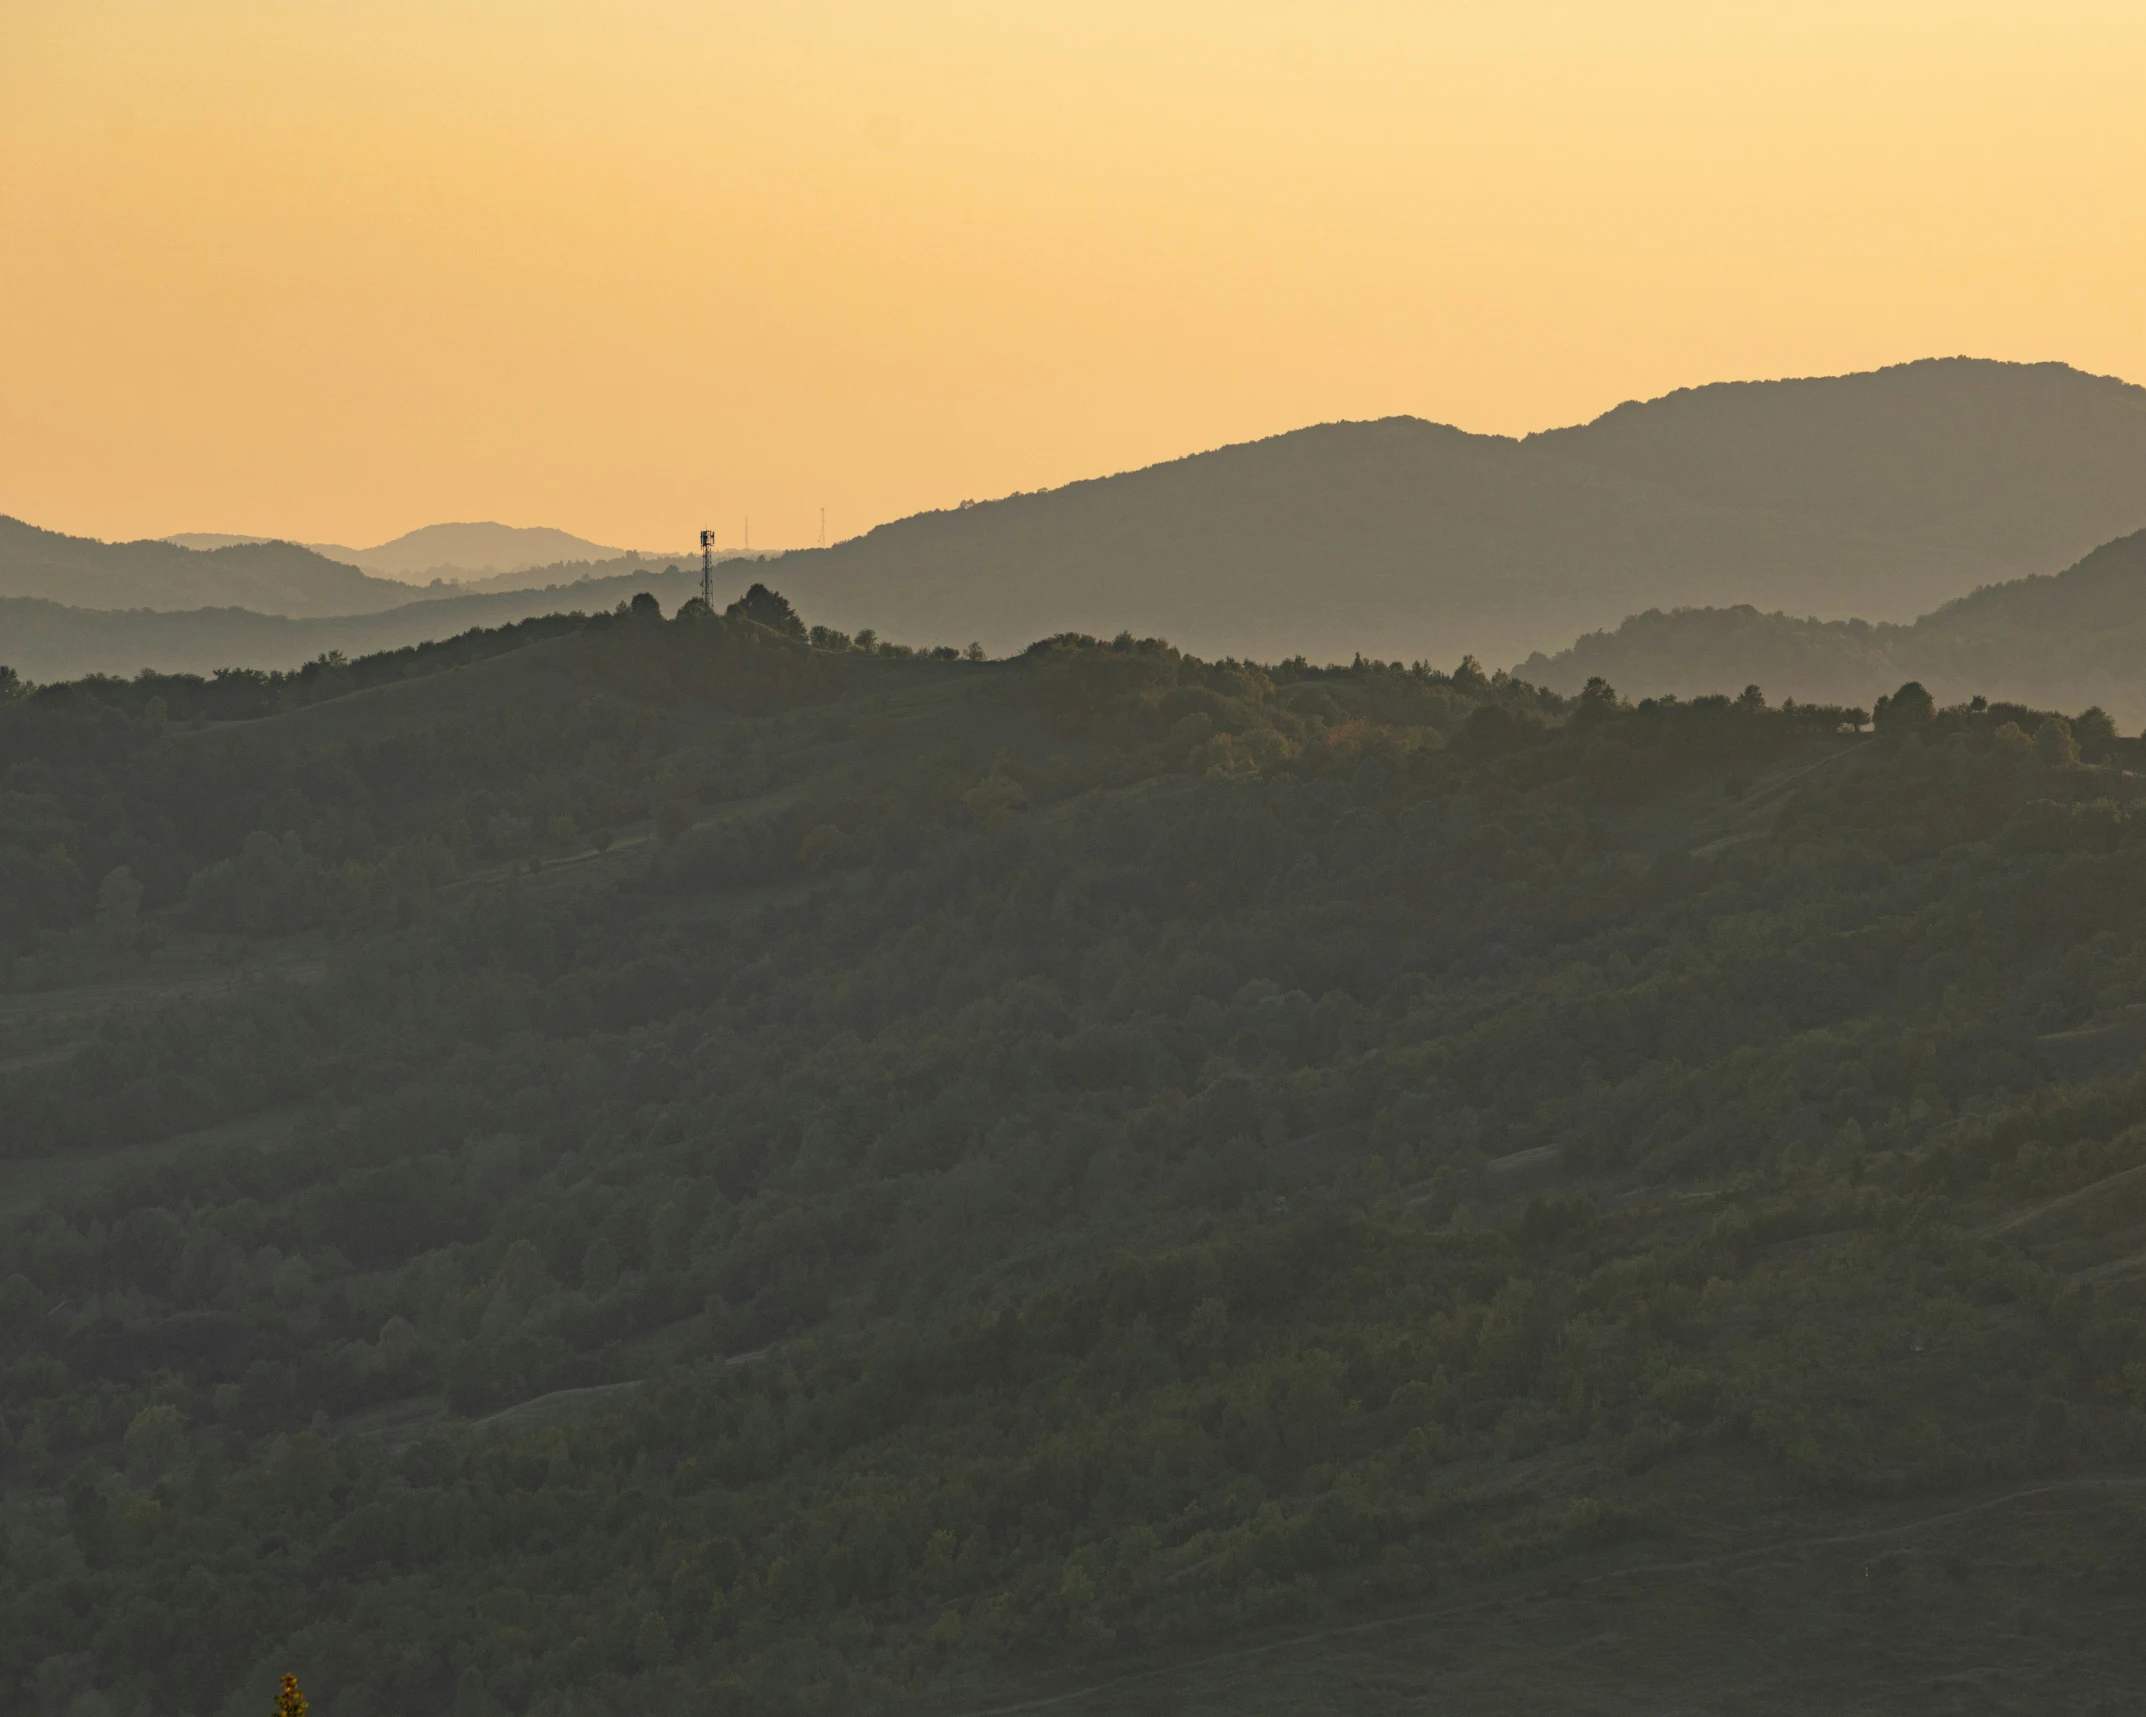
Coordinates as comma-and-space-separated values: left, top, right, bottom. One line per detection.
4, 597, 2146, 1715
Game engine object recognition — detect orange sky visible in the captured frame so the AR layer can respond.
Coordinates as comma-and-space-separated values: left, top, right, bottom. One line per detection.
4, 1, 2144, 554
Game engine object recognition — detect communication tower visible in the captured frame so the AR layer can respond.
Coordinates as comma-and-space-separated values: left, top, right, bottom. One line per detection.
699, 529, 716, 608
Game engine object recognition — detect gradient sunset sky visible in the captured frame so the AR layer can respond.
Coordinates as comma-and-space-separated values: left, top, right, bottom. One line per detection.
4, 1, 2143, 554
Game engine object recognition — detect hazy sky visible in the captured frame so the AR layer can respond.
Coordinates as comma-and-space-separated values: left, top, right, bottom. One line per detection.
4, 1, 2143, 552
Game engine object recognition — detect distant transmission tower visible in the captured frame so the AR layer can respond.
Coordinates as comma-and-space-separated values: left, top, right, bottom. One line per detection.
699, 529, 716, 608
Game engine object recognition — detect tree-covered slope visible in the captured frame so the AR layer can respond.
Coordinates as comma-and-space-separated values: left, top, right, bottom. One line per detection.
3, 609, 2146, 1716
1520, 526, 2146, 725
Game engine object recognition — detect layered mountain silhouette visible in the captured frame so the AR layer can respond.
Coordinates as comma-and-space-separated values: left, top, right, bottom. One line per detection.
0, 517, 417, 618
0, 564, 707, 683
10, 356, 2146, 681
162, 521, 633, 583
1520, 527, 2146, 727
761, 357, 2146, 666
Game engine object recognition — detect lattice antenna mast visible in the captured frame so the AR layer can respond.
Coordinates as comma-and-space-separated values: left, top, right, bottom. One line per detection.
699, 529, 716, 608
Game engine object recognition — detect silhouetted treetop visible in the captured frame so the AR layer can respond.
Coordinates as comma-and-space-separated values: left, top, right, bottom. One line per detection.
726, 582, 807, 639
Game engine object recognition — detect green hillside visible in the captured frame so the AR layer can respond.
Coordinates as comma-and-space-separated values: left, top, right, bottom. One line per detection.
4, 601, 2146, 1715
1520, 527, 2146, 726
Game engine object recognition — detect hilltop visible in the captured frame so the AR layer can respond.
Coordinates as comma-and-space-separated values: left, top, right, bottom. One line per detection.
762, 358, 2146, 666
1521, 526, 2146, 725
3, 601, 2146, 1714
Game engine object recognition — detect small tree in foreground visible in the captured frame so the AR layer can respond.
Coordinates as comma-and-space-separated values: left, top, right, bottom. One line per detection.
277, 1674, 308, 1717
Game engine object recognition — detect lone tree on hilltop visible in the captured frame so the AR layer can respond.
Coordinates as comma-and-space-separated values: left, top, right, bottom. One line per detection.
726, 583, 807, 639
1872, 680, 1934, 733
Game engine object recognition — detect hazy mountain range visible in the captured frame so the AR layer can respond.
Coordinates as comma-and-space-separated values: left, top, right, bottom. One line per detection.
1520, 526, 2146, 726
163, 521, 635, 583
760, 357, 2146, 666
0, 563, 709, 682
0, 518, 421, 619
7, 356, 2146, 694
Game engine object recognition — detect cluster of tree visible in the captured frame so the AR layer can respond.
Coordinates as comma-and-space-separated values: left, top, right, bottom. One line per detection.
3, 600, 2146, 1715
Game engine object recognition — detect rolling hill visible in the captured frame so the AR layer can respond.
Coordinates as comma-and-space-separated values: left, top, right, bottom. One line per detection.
1520, 527, 2146, 726
761, 357, 2146, 667
0, 516, 416, 618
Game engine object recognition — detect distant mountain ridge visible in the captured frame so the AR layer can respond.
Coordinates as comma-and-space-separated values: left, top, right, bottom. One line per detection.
164, 521, 635, 582
0, 563, 711, 683
1519, 528, 2146, 726
13, 356, 2146, 674
761, 357, 2146, 666
0, 517, 417, 619
312, 522, 637, 580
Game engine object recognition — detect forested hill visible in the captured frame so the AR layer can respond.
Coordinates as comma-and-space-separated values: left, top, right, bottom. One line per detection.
15, 358, 2146, 682
0, 516, 416, 618
5, 600, 2146, 1715
762, 357, 2146, 666
1520, 526, 2146, 725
